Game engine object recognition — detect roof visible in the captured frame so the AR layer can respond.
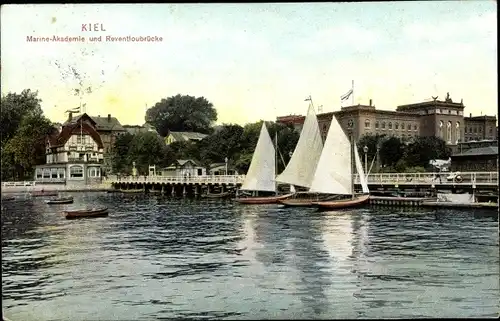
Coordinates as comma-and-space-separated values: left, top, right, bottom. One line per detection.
163, 159, 202, 169
168, 131, 208, 141
63, 114, 125, 132
452, 146, 498, 157
48, 119, 104, 148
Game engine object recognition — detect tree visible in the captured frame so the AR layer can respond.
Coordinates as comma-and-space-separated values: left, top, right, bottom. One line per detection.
145, 94, 217, 136
379, 136, 405, 168
167, 141, 201, 161
198, 124, 244, 169
1, 89, 44, 144
357, 133, 387, 165
127, 132, 174, 174
402, 136, 452, 169
2, 112, 54, 180
111, 132, 135, 174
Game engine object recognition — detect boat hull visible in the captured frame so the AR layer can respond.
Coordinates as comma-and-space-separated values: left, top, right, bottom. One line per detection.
313, 194, 370, 210
120, 189, 143, 193
279, 198, 318, 207
235, 193, 294, 204
46, 197, 74, 204
64, 207, 109, 219
201, 192, 233, 199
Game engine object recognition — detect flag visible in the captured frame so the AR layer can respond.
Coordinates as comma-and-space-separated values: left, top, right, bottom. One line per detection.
340, 89, 353, 101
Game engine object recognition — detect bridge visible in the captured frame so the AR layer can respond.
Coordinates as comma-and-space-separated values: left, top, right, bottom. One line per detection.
2, 172, 497, 194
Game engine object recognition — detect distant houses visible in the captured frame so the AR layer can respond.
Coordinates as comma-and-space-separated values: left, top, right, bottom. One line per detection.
159, 159, 206, 177
123, 122, 160, 136
165, 131, 208, 145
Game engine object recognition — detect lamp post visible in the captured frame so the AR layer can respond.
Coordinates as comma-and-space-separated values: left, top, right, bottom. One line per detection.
225, 157, 228, 175
132, 161, 137, 177
363, 145, 368, 175
376, 144, 381, 173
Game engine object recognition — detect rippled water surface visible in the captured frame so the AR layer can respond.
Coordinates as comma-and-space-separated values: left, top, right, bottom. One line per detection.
2, 192, 499, 320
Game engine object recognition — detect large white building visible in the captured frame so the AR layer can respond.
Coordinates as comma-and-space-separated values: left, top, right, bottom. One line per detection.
35, 113, 105, 186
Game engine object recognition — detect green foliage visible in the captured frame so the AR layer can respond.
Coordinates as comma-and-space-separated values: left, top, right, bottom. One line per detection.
379, 136, 404, 167
145, 94, 217, 136
111, 132, 174, 175
1, 90, 53, 180
403, 136, 451, 169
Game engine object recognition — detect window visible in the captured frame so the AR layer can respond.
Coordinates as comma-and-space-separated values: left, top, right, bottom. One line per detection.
474, 127, 477, 133
395, 123, 399, 130
365, 119, 370, 128
447, 121, 452, 143
88, 167, 100, 177
439, 120, 444, 139
455, 122, 460, 143
381, 122, 386, 129
388, 122, 392, 129
70, 165, 84, 178
77, 136, 82, 144
51, 168, 58, 179
36, 169, 43, 179
43, 169, 50, 179
413, 124, 417, 131
436, 109, 441, 114
479, 127, 482, 133
489, 127, 493, 134
58, 168, 65, 179
375, 122, 379, 129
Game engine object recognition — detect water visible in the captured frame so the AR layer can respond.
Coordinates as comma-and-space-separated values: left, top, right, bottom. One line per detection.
2, 193, 498, 320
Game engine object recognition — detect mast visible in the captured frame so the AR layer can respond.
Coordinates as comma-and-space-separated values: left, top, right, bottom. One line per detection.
351, 80, 354, 106
274, 130, 278, 196
350, 131, 355, 199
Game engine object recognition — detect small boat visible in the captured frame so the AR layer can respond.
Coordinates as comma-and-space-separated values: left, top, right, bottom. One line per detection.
235, 193, 293, 204
45, 196, 74, 204
64, 206, 108, 219
106, 189, 121, 193
202, 192, 233, 199
31, 190, 58, 197
313, 194, 370, 210
120, 189, 143, 193
2, 196, 15, 201
279, 193, 339, 207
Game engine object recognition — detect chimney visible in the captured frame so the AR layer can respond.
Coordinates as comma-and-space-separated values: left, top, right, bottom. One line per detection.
470, 113, 472, 118
68, 112, 73, 122
107, 114, 111, 122
369, 99, 372, 106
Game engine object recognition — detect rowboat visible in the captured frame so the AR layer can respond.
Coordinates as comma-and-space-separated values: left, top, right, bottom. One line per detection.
45, 196, 74, 204
235, 193, 293, 204
2, 196, 15, 201
201, 192, 233, 199
120, 189, 143, 193
64, 206, 108, 219
312, 194, 370, 210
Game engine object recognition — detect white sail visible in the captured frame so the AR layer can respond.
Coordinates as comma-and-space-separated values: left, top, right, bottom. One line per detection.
276, 103, 323, 188
309, 113, 352, 195
290, 185, 296, 193
241, 123, 276, 192
354, 142, 369, 194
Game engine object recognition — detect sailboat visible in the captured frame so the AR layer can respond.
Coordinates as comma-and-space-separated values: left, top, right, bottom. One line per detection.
276, 101, 328, 207
235, 122, 293, 204
308, 109, 370, 210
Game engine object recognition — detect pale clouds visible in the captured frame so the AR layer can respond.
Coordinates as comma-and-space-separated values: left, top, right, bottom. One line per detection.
0, 3, 497, 126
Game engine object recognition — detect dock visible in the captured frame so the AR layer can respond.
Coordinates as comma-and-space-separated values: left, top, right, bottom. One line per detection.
421, 201, 498, 209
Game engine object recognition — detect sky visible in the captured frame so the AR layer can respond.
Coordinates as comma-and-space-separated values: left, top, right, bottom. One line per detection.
1, 2, 497, 126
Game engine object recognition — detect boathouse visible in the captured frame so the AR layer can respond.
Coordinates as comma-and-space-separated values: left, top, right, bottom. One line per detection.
35, 113, 105, 187
159, 159, 206, 177
451, 146, 498, 172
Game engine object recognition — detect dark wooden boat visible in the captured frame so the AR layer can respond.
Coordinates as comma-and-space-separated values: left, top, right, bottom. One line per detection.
64, 206, 108, 219
235, 193, 294, 204
45, 196, 74, 204
120, 189, 143, 193
2, 196, 15, 201
31, 190, 58, 197
106, 189, 120, 193
279, 192, 340, 207
312, 194, 370, 210
201, 192, 233, 199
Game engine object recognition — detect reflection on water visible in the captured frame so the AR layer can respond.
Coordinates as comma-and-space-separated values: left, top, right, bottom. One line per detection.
2, 193, 499, 320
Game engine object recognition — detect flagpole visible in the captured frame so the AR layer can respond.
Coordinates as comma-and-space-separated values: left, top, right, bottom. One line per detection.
352, 80, 354, 106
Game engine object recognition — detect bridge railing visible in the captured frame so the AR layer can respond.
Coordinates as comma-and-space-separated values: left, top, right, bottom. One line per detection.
354, 171, 498, 185
2, 181, 36, 187
105, 175, 247, 185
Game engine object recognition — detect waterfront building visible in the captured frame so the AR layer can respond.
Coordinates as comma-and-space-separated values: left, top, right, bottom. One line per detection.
208, 162, 240, 175
450, 146, 498, 172
63, 113, 127, 174
164, 131, 208, 145
277, 94, 497, 152
35, 113, 105, 186
159, 159, 207, 177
